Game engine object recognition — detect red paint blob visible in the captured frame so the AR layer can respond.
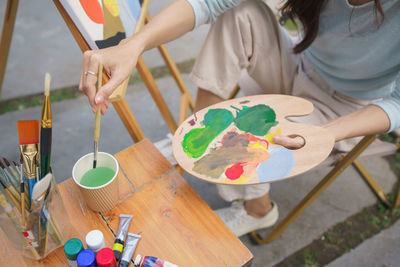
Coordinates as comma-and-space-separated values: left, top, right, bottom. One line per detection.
225, 162, 245, 180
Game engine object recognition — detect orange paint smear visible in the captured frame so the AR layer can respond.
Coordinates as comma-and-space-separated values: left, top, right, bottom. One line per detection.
223, 132, 271, 182
79, 0, 105, 24
246, 133, 269, 149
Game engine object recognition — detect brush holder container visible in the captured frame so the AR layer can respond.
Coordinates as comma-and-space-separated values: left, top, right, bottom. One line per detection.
0, 172, 71, 260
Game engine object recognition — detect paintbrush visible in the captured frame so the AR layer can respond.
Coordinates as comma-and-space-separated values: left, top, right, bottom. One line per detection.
0, 168, 20, 203
31, 173, 52, 256
0, 160, 19, 189
2, 157, 20, 182
19, 164, 26, 226
93, 64, 103, 169
17, 120, 40, 205
13, 159, 30, 209
12, 160, 19, 170
7, 158, 20, 176
0, 175, 21, 213
40, 73, 52, 178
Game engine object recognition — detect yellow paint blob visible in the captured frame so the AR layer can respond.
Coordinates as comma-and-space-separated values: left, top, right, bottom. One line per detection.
265, 127, 282, 143
223, 175, 251, 185
104, 0, 120, 17
248, 141, 268, 152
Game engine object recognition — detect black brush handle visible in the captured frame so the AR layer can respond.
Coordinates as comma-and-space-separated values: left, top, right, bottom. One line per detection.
40, 127, 52, 178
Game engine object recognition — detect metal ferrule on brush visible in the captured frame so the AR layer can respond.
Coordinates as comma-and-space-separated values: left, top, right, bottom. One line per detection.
41, 96, 52, 128
20, 144, 39, 179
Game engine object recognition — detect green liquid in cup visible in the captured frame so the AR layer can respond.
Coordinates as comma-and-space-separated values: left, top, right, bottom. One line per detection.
80, 167, 115, 187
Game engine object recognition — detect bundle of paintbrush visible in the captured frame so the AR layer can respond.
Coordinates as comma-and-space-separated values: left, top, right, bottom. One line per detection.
0, 161, 65, 259
0, 73, 69, 259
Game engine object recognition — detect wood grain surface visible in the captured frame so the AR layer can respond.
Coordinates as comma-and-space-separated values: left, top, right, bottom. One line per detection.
0, 139, 252, 266
173, 94, 335, 185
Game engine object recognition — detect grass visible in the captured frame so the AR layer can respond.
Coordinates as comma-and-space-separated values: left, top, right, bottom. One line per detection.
302, 249, 319, 267
0, 58, 195, 115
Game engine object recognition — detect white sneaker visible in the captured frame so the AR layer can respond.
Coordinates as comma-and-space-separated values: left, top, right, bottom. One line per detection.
215, 200, 279, 237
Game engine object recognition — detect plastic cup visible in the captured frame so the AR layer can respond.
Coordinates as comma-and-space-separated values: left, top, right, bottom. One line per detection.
72, 152, 119, 212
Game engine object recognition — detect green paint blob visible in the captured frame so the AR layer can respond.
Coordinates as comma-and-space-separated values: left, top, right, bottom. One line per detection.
182, 109, 234, 158
234, 104, 278, 136
80, 167, 115, 187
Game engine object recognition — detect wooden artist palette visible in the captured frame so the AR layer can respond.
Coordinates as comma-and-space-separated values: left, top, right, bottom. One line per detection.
173, 95, 335, 185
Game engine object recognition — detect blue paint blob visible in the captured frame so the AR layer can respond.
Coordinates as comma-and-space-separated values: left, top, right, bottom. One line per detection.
127, 0, 142, 20
256, 148, 295, 182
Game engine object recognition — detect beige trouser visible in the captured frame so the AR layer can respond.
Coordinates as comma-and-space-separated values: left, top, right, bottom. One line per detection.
190, 0, 377, 202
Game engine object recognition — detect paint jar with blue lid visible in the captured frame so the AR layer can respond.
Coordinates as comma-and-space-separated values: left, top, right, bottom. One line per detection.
77, 249, 97, 267
64, 238, 84, 267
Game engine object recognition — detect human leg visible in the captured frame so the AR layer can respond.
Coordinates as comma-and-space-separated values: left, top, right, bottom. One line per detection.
194, 88, 223, 112
215, 181, 278, 236
190, 0, 298, 100
190, 0, 299, 236
245, 194, 273, 218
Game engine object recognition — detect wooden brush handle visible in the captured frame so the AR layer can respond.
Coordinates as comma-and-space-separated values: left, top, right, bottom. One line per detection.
94, 109, 101, 142
94, 64, 103, 142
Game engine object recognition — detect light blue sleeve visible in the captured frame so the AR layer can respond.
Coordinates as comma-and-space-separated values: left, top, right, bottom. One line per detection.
372, 76, 400, 132
186, 0, 245, 28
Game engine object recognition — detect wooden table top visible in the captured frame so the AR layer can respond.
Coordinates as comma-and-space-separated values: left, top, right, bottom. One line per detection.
0, 139, 253, 266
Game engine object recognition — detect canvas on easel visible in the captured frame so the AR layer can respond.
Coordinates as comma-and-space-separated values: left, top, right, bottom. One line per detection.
59, 0, 142, 49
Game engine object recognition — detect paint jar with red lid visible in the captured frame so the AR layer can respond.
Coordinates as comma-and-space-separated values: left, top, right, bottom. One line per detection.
96, 247, 117, 267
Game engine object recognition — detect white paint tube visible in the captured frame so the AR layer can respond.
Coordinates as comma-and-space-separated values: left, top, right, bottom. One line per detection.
118, 233, 141, 267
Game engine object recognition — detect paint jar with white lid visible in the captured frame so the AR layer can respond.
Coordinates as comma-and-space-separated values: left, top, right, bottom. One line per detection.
85, 229, 106, 253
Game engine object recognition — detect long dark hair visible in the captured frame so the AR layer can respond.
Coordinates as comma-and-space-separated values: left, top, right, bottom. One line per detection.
283, 0, 385, 53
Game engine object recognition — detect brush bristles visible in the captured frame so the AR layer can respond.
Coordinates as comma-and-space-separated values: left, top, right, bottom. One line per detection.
2, 158, 10, 167
44, 73, 51, 97
17, 120, 39, 145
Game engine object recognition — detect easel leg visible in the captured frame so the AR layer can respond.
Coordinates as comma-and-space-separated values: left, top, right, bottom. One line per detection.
393, 183, 400, 209
136, 56, 178, 134
145, 14, 195, 111
179, 94, 189, 124
249, 135, 376, 244
352, 160, 390, 207
156, 44, 195, 111
393, 144, 400, 208
112, 99, 145, 143
0, 0, 19, 96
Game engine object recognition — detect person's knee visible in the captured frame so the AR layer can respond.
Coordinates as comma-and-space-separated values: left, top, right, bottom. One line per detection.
194, 88, 224, 112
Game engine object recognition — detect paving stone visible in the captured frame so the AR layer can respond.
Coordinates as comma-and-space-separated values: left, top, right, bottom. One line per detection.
327, 219, 400, 267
